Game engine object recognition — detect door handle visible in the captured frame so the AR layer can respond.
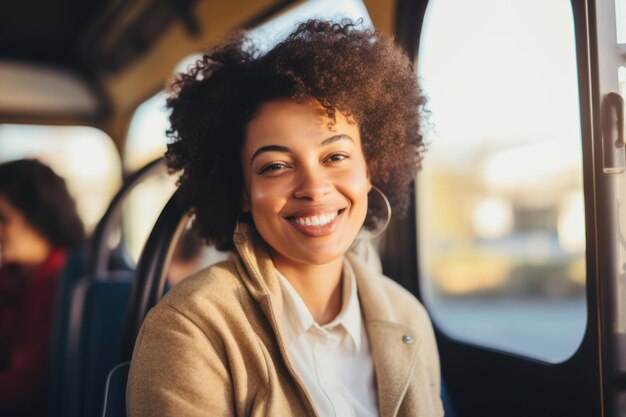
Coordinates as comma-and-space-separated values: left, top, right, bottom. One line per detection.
602, 92, 625, 174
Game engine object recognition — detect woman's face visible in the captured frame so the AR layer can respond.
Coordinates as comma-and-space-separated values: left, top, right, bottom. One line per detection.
0, 194, 51, 266
241, 99, 371, 269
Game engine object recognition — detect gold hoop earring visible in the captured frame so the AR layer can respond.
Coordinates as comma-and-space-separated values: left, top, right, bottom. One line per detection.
234, 212, 254, 238
367, 185, 392, 239
234, 213, 243, 236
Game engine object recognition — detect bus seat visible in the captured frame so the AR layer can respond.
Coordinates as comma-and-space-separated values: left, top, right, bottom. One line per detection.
64, 271, 134, 417
48, 248, 88, 417
101, 362, 130, 417
121, 190, 189, 362
49, 258, 134, 417
97, 190, 188, 416
48, 249, 132, 417
46, 159, 165, 417
442, 379, 457, 417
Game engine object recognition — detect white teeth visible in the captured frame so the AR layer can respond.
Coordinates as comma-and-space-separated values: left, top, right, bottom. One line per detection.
293, 211, 339, 227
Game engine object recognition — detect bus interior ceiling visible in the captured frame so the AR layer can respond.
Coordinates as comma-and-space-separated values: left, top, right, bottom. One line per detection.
0, 0, 399, 153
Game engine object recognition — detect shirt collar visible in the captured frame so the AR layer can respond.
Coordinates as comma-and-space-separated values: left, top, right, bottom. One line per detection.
276, 259, 362, 352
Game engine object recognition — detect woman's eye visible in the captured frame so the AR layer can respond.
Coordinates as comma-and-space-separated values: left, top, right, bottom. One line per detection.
325, 153, 349, 163
258, 162, 287, 174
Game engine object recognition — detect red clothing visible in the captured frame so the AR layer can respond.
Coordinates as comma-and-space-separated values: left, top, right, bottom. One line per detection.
0, 249, 67, 416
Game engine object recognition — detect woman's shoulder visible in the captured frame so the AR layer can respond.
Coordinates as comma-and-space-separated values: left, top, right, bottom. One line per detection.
169, 258, 241, 294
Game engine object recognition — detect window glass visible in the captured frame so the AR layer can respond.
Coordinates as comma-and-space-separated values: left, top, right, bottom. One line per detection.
121, 0, 372, 264
122, 164, 177, 261
0, 124, 121, 233
252, 0, 372, 53
417, 0, 586, 362
619, 66, 626, 97
616, 0, 626, 43
124, 93, 169, 173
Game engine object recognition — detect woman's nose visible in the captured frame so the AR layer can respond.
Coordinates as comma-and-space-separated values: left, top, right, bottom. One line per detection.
293, 166, 331, 200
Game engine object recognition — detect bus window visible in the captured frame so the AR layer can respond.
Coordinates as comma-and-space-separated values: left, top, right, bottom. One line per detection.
122, 91, 176, 262
0, 124, 121, 233
121, 163, 177, 262
124, 93, 170, 173
417, 0, 585, 362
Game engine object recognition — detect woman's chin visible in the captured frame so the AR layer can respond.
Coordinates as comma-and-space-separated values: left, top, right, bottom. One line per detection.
270, 244, 348, 269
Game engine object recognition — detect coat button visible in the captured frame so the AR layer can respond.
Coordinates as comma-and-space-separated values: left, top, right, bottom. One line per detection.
402, 334, 414, 344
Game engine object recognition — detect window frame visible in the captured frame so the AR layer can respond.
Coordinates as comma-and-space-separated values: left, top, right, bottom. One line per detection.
387, 0, 605, 415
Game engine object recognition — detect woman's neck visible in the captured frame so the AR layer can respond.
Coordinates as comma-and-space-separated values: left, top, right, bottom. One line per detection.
272, 253, 344, 325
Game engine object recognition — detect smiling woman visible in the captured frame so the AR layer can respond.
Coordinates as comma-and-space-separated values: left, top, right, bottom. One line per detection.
127, 20, 442, 417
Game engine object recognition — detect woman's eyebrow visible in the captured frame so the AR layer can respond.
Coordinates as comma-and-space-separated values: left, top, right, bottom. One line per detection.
250, 145, 290, 162
321, 134, 354, 146
250, 135, 354, 162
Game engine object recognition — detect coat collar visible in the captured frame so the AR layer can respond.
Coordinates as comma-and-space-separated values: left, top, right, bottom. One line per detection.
233, 224, 421, 417
348, 251, 423, 417
232, 223, 282, 310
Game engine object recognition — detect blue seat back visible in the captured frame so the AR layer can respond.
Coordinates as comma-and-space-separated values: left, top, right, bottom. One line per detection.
442, 379, 457, 417
48, 248, 87, 417
63, 271, 134, 417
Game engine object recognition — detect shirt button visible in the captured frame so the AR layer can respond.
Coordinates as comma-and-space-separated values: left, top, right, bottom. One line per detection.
402, 334, 414, 344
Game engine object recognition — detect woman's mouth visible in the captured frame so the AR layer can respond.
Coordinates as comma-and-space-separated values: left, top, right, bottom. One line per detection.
290, 210, 339, 226
286, 209, 345, 236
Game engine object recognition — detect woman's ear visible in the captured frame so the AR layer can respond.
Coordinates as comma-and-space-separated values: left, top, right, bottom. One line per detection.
366, 167, 373, 191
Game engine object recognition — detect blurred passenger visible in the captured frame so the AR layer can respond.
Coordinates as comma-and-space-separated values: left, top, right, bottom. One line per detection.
0, 159, 84, 416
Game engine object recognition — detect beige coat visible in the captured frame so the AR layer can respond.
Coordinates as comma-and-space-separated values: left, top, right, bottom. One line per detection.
127, 224, 443, 417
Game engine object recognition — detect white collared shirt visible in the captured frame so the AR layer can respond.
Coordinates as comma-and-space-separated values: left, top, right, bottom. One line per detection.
276, 261, 379, 417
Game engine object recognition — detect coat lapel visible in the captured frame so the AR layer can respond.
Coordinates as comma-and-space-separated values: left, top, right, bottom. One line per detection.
367, 321, 421, 417
347, 252, 422, 417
